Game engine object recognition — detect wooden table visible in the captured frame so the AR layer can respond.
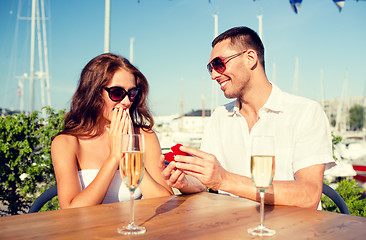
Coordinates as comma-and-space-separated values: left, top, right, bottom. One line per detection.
1, 192, 366, 239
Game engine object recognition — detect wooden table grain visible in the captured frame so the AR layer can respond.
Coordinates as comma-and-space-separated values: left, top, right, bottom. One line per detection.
1, 192, 366, 239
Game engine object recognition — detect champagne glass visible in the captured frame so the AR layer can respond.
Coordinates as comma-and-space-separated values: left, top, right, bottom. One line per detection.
248, 136, 276, 236
117, 134, 146, 235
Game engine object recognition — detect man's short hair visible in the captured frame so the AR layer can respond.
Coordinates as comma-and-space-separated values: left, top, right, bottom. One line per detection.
212, 26, 265, 69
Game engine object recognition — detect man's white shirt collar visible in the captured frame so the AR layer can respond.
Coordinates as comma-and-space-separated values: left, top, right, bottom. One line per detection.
227, 83, 284, 117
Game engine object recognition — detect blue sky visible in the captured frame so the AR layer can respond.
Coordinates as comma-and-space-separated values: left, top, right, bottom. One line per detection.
1, 0, 366, 116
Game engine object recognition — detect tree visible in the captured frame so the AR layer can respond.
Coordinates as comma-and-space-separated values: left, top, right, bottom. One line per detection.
349, 104, 365, 131
0, 107, 65, 215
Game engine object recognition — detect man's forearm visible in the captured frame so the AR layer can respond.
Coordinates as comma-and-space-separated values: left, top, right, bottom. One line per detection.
218, 168, 323, 209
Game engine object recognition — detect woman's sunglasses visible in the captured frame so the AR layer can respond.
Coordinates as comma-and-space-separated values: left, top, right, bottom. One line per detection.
104, 86, 141, 102
207, 50, 247, 75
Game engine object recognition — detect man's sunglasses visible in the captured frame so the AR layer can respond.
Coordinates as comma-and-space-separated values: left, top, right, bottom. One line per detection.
104, 86, 141, 102
207, 50, 247, 75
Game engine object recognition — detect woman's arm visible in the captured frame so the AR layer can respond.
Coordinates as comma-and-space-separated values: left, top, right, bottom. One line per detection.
139, 129, 173, 196
52, 134, 119, 209
53, 108, 131, 209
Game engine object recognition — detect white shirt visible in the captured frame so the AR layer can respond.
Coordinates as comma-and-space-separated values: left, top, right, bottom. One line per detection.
200, 84, 335, 183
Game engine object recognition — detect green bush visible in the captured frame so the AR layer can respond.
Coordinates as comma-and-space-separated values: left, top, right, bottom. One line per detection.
322, 133, 366, 217
0, 107, 65, 215
322, 179, 366, 217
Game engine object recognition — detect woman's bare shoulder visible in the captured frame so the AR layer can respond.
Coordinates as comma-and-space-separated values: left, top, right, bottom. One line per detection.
51, 134, 80, 167
140, 128, 159, 141
52, 134, 79, 149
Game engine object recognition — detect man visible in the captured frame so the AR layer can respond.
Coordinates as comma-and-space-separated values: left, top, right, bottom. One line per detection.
161, 26, 335, 209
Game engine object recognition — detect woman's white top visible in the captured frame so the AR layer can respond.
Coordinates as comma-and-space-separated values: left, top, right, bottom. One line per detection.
78, 169, 142, 204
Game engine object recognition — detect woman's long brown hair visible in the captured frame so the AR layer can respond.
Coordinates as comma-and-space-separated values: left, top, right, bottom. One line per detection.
60, 53, 154, 138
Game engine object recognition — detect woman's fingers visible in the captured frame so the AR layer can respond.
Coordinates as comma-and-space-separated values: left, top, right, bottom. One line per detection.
160, 160, 187, 188
127, 111, 134, 134
111, 107, 123, 133
122, 110, 131, 134
161, 161, 176, 180
119, 109, 126, 134
170, 169, 185, 183
109, 107, 118, 130
110, 108, 133, 136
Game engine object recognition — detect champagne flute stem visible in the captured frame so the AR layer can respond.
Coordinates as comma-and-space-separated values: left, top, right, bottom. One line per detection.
259, 190, 265, 228
129, 190, 135, 227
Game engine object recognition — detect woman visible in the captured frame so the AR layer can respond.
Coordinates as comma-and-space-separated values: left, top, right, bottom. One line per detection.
51, 53, 172, 209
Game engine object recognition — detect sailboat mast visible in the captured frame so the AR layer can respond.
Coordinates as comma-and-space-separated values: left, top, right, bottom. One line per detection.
104, 0, 110, 53
36, 0, 46, 118
130, 37, 134, 64
18, 77, 24, 113
30, 0, 36, 112
257, 14, 262, 40
335, 70, 349, 133
41, 0, 51, 107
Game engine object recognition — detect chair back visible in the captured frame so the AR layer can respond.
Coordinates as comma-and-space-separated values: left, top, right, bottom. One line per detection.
322, 183, 350, 215
28, 185, 58, 213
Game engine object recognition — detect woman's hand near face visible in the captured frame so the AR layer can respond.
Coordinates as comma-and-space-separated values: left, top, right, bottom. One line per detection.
107, 108, 134, 164
107, 107, 124, 166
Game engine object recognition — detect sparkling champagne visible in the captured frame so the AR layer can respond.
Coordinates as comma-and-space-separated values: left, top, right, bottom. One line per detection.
120, 151, 144, 190
250, 155, 275, 191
